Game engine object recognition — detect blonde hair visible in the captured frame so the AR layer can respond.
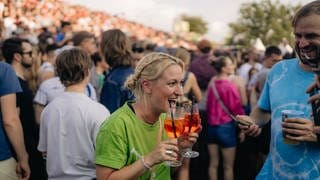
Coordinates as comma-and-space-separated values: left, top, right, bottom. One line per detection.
125, 52, 184, 99
172, 48, 191, 69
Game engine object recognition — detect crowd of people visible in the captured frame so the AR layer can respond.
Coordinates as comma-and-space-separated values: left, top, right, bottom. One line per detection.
0, 0, 196, 50
1, 0, 320, 180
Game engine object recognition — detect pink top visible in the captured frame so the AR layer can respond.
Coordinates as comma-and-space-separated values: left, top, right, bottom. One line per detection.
207, 79, 245, 126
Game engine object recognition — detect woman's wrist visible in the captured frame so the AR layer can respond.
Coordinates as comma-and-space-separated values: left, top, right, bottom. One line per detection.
141, 156, 152, 170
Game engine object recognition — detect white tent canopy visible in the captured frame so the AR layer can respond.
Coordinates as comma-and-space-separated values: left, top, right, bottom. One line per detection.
252, 38, 266, 52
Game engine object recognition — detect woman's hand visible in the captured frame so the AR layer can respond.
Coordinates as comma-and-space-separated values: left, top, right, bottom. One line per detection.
236, 115, 261, 137
144, 138, 180, 167
179, 124, 201, 149
179, 131, 200, 149
144, 126, 201, 167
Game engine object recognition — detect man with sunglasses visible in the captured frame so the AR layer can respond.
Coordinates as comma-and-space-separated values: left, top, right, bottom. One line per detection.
2, 37, 47, 179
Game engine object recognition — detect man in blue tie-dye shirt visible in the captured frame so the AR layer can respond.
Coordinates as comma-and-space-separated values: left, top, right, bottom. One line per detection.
237, 1, 320, 179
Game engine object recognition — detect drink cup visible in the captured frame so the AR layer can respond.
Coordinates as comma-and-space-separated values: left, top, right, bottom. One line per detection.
163, 105, 186, 167
281, 110, 304, 145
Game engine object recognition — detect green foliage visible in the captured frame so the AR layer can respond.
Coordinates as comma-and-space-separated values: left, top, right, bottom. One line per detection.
181, 15, 208, 36
226, 0, 301, 48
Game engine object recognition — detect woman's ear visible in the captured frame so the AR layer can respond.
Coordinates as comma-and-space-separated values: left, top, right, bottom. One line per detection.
141, 79, 152, 94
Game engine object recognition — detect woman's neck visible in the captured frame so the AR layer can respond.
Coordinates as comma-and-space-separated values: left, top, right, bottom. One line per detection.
95, 66, 106, 74
133, 101, 159, 124
216, 73, 229, 80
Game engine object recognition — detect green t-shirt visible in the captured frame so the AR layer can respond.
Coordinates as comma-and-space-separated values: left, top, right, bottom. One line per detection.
95, 102, 170, 180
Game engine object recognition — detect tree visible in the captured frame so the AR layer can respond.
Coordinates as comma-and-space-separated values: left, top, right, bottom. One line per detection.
226, 0, 301, 48
180, 15, 208, 36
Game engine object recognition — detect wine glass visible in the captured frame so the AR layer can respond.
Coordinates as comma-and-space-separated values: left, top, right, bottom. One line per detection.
182, 103, 201, 158
163, 104, 186, 167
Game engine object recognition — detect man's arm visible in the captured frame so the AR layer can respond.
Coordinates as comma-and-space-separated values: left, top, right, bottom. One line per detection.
34, 103, 45, 125
236, 106, 271, 137
250, 106, 271, 126
1, 93, 30, 179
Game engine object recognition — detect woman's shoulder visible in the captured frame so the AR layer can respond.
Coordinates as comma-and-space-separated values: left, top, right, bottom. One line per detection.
102, 105, 131, 126
185, 71, 197, 83
229, 75, 245, 85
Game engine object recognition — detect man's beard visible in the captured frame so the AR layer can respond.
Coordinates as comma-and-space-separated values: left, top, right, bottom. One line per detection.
21, 61, 32, 69
295, 44, 320, 74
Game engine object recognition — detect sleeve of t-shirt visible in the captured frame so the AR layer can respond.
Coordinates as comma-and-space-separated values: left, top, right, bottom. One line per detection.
95, 120, 128, 169
34, 85, 48, 105
37, 107, 48, 152
0, 63, 22, 96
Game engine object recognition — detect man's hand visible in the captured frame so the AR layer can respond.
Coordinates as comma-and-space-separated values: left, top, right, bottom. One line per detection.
236, 115, 262, 137
16, 155, 30, 180
306, 75, 320, 104
282, 117, 317, 142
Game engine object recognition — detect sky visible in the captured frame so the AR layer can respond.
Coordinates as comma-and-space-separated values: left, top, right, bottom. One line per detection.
67, 0, 313, 43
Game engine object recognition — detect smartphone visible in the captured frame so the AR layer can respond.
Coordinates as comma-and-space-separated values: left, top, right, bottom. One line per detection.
309, 86, 320, 126
236, 119, 253, 126
230, 114, 253, 126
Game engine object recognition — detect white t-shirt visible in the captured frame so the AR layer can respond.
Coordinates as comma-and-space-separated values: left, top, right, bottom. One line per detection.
34, 77, 97, 106
39, 62, 55, 73
237, 62, 262, 84
38, 92, 110, 180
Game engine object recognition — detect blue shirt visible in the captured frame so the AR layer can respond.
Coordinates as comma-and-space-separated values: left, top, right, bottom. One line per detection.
257, 59, 320, 179
0, 62, 22, 160
100, 66, 135, 113
55, 32, 65, 43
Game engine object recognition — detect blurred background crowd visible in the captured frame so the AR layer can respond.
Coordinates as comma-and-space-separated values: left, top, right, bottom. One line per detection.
0, 0, 304, 180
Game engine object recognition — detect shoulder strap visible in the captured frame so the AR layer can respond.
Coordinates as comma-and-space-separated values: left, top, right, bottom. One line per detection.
211, 80, 237, 120
182, 71, 189, 87
86, 84, 91, 97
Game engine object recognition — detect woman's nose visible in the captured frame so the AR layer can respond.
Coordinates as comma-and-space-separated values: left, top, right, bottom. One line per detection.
175, 84, 184, 96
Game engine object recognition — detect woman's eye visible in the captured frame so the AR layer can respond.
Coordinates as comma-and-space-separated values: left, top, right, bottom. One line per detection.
168, 82, 177, 87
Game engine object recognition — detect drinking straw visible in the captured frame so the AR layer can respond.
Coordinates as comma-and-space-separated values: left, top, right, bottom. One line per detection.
169, 102, 177, 138
189, 96, 195, 133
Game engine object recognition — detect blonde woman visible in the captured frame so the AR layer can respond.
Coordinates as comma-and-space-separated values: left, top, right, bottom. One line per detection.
95, 53, 200, 180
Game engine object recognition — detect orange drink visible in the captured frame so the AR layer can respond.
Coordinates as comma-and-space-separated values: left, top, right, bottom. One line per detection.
184, 113, 201, 133
164, 117, 185, 138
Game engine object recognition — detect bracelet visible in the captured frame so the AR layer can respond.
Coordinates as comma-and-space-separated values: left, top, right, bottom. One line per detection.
141, 156, 152, 170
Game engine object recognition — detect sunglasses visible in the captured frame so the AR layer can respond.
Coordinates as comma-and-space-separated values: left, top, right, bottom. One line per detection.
22, 51, 32, 56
